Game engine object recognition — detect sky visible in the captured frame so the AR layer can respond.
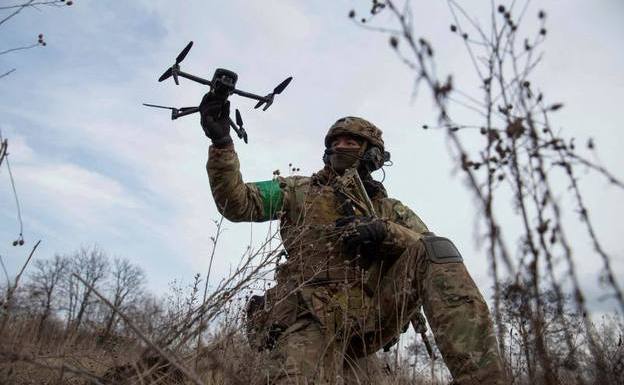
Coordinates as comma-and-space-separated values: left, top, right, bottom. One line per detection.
1, 0, 623, 314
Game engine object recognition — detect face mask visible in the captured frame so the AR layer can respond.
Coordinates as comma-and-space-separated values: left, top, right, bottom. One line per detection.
329, 148, 362, 173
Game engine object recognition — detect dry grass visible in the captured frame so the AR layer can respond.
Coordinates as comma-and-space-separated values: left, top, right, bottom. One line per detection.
1, 299, 621, 384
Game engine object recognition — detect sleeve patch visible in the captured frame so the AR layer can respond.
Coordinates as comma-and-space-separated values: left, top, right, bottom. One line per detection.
422, 236, 463, 264
253, 180, 284, 220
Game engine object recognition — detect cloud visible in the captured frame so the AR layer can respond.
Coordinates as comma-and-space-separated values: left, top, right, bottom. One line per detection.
17, 162, 138, 218
0, 134, 142, 234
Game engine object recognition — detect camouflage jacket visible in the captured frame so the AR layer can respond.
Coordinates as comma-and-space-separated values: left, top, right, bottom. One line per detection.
207, 145, 429, 328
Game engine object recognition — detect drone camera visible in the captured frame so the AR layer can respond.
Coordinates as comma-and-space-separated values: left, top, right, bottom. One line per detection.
212, 68, 238, 99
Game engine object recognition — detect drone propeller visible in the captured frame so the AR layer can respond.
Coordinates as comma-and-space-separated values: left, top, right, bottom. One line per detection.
143, 103, 199, 120
236, 109, 243, 127
158, 41, 194, 85
158, 68, 172, 83
143, 103, 176, 110
233, 108, 248, 143
176, 41, 193, 63
254, 76, 293, 111
274, 76, 293, 94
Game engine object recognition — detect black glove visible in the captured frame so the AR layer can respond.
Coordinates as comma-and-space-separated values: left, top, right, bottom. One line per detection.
199, 92, 232, 147
335, 216, 388, 252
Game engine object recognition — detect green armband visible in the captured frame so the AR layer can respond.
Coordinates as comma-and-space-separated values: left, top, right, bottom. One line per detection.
253, 180, 284, 220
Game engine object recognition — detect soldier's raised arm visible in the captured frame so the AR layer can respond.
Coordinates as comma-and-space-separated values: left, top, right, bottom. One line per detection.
201, 92, 284, 222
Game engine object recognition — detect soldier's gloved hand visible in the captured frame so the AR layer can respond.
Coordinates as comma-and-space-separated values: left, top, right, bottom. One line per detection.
335, 216, 388, 252
199, 92, 233, 147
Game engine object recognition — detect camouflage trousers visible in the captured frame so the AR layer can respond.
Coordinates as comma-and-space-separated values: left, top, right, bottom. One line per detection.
264, 240, 506, 385
264, 317, 384, 385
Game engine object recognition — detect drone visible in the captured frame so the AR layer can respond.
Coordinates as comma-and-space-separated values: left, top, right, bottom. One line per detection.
143, 41, 292, 143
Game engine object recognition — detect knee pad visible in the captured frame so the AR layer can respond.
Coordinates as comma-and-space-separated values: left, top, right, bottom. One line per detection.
421, 235, 463, 264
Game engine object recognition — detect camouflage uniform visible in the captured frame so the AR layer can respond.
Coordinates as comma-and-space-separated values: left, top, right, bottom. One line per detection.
207, 117, 505, 385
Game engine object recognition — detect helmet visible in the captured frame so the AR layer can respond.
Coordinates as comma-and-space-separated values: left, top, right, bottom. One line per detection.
325, 116, 384, 152
323, 117, 390, 172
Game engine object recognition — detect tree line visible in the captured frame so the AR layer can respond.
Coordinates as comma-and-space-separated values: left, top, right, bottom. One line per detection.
0, 246, 184, 345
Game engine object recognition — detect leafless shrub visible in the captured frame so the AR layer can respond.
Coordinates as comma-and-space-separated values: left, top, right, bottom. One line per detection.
348, 1, 623, 384
1, 226, 619, 384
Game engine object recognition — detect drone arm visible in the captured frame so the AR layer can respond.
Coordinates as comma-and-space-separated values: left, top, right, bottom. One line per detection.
262, 97, 274, 111
176, 70, 213, 86
231, 88, 267, 102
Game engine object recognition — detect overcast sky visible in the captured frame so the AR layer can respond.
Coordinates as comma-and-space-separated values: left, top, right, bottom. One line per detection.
1, 1, 622, 313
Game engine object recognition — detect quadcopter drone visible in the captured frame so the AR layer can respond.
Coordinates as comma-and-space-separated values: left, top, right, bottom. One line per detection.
143, 41, 292, 143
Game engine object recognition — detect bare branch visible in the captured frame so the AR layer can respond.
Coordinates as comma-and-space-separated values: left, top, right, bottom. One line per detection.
72, 272, 207, 385
0, 0, 35, 27
0, 68, 16, 79
0, 1, 66, 10
0, 43, 39, 56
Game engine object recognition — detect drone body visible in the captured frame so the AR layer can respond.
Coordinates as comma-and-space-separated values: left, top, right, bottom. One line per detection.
144, 41, 292, 143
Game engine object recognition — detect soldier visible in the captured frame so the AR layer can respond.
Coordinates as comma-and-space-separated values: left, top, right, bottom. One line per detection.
200, 93, 506, 385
